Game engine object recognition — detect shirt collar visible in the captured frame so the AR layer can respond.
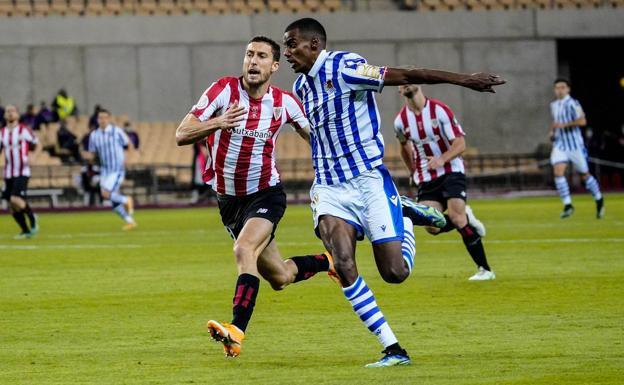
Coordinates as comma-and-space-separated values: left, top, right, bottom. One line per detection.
307, 50, 330, 78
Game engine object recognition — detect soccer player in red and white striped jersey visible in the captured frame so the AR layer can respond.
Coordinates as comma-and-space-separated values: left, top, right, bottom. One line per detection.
176, 36, 331, 358
394, 85, 495, 281
1, 105, 39, 239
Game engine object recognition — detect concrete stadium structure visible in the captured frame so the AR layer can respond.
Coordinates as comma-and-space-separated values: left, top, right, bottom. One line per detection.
1, 9, 623, 153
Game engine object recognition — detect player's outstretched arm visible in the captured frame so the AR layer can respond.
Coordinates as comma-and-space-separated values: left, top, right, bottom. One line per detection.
294, 125, 311, 145
384, 67, 506, 93
175, 104, 246, 146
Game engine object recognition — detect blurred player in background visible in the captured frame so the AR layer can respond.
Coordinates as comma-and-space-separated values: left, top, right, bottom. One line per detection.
549, 78, 604, 219
283, 17, 504, 367
176, 36, 332, 358
1, 104, 39, 239
394, 85, 495, 281
86, 108, 137, 230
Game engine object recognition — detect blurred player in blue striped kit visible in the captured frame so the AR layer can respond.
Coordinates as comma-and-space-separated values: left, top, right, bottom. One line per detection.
283, 18, 505, 367
86, 108, 137, 230
549, 78, 604, 219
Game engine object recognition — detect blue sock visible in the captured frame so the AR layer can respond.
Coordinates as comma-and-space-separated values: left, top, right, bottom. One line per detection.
112, 203, 133, 223
554, 176, 572, 205
110, 192, 128, 205
402, 217, 415, 273
342, 276, 398, 348
584, 175, 602, 201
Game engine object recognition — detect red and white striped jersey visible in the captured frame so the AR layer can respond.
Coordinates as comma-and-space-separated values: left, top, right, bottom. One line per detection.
394, 99, 465, 185
0, 124, 38, 178
190, 76, 309, 196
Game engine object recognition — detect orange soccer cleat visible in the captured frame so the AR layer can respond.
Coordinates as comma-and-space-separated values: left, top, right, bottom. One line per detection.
324, 251, 342, 285
207, 320, 245, 357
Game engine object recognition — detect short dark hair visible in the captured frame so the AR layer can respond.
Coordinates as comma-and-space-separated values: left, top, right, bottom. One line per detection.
284, 18, 327, 44
554, 78, 571, 87
249, 36, 280, 62
98, 108, 111, 116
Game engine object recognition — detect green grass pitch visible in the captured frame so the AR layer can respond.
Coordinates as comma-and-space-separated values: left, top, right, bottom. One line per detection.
1, 194, 623, 384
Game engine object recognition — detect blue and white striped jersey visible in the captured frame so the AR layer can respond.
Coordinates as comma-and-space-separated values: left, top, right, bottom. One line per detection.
293, 50, 386, 185
88, 124, 129, 173
550, 95, 585, 151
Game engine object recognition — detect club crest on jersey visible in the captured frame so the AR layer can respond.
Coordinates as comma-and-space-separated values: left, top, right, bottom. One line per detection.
250, 105, 260, 119
325, 80, 335, 93
273, 106, 283, 120
196, 94, 209, 109
431, 119, 440, 128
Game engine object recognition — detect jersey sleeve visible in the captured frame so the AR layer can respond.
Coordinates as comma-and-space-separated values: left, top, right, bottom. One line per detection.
437, 104, 465, 140
283, 92, 309, 131
190, 79, 230, 122
569, 99, 585, 120
23, 127, 39, 144
394, 114, 407, 143
339, 53, 386, 93
118, 127, 130, 147
88, 131, 96, 152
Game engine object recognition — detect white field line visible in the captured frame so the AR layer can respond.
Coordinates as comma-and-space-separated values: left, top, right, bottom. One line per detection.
0, 244, 144, 250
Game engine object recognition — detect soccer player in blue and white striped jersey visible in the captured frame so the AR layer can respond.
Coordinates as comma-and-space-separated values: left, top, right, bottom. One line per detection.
283, 18, 505, 367
549, 78, 604, 219
87, 109, 137, 229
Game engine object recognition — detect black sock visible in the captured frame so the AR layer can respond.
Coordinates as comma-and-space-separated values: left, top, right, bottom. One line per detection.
231, 273, 260, 333
23, 204, 36, 228
12, 211, 30, 233
385, 342, 408, 356
291, 253, 330, 282
435, 215, 455, 234
458, 225, 491, 271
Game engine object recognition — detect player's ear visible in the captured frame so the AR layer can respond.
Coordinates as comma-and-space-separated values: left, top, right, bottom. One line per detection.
310, 37, 320, 51
271, 61, 279, 74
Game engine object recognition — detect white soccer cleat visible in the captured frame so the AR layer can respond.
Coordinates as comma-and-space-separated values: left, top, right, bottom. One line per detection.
465, 205, 486, 237
468, 266, 496, 281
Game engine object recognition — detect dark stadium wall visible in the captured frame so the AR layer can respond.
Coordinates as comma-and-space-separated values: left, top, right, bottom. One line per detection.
0, 9, 622, 154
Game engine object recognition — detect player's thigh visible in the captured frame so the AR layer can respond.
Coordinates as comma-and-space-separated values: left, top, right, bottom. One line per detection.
358, 166, 404, 247
310, 181, 364, 242
570, 149, 590, 175
551, 148, 569, 177
372, 240, 408, 283
447, 198, 467, 227
100, 172, 122, 194
235, 217, 274, 259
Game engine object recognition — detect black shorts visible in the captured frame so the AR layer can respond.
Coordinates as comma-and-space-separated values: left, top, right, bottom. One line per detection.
2, 177, 29, 201
217, 184, 287, 240
417, 172, 467, 210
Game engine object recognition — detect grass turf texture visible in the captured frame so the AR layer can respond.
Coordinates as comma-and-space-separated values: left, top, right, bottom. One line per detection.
1, 194, 623, 385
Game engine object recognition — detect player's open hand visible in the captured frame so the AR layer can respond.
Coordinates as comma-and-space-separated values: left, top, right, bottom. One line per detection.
426, 156, 444, 170
218, 103, 246, 130
462, 73, 506, 93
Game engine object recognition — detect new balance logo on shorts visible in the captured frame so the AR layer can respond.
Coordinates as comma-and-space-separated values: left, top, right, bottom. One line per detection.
256, 208, 268, 214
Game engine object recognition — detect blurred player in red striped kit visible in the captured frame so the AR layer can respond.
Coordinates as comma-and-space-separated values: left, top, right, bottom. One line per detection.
394, 85, 495, 281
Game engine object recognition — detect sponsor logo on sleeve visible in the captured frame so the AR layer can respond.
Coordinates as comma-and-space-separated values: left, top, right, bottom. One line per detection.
355, 63, 384, 80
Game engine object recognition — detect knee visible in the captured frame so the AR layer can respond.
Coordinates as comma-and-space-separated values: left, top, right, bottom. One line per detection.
332, 254, 357, 284
267, 276, 289, 291
380, 265, 409, 284
9, 196, 23, 208
233, 242, 255, 266
448, 211, 466, 228
101, 190, 111, 199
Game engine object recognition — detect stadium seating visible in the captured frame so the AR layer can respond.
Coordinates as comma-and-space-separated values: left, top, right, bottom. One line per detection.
0, 0, 348, 17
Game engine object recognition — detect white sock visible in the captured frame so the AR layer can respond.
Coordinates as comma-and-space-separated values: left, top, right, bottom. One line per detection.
342, 276, 398, 348
113, 204, 133, 223
554, 176, 572, 205
110, 192, 128, 205
401, 217, 415, 273
584, 175, 602, 201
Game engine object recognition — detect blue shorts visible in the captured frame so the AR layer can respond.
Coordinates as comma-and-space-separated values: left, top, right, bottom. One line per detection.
310, 165, 404, 245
